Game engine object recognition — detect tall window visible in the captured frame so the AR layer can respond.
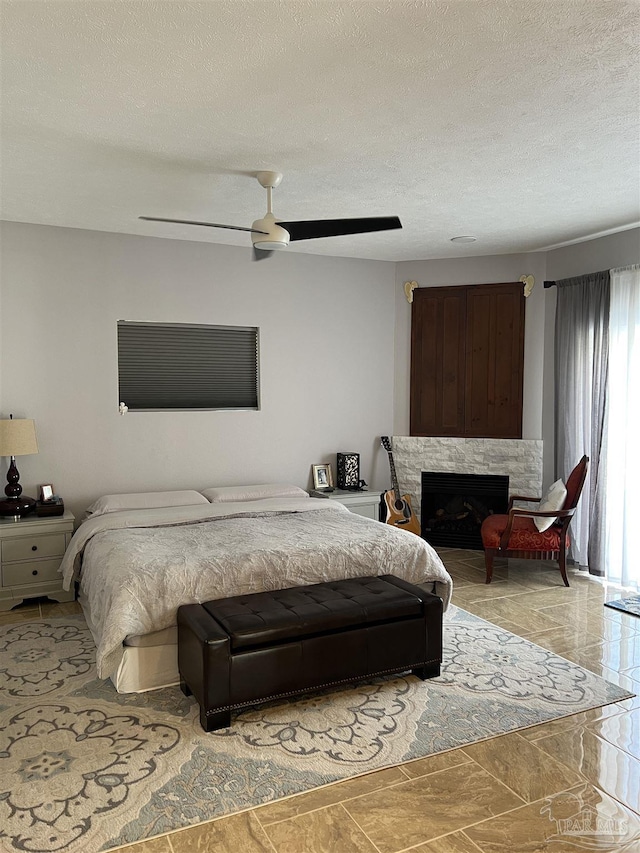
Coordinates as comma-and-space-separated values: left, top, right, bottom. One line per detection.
602, 265, 640, 590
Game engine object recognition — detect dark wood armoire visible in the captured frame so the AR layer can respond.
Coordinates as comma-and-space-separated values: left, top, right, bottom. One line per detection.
410, 282, 525, 438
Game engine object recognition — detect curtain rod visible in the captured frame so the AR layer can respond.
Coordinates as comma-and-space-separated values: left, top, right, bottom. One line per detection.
545, 269, 609, 289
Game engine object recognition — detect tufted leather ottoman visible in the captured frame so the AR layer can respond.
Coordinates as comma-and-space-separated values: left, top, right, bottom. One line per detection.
178, 575, 443, 731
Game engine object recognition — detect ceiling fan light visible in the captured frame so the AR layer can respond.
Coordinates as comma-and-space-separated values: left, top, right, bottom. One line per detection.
253, 240, 288, 251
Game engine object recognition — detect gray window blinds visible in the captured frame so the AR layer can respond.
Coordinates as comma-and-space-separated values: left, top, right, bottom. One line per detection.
117, 321, 259, 411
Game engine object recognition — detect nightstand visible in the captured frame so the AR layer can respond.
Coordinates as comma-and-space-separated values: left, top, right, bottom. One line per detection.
0, 511, 75, 611
309, 489, 381, 521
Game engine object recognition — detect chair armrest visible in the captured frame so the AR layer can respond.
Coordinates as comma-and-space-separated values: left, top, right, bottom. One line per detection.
509, 508, 575, 519
508, 494, 541, 510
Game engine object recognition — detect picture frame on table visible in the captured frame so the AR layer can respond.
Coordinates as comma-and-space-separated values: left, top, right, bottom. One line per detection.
40, 484, 54, 502
312, 464, 334, 490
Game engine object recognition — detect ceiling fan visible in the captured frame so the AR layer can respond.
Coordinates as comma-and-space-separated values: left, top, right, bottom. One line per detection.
140, 171, 402, 260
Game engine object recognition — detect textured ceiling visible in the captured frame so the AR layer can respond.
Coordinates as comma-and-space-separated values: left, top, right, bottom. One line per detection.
1, 0, 639, 261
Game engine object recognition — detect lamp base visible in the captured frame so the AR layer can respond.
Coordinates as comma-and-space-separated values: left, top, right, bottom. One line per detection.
0, 496, 37, 519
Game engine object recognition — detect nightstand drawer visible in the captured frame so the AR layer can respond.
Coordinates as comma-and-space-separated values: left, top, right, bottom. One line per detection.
1, 533, 67, 563
2, 558, 63, 588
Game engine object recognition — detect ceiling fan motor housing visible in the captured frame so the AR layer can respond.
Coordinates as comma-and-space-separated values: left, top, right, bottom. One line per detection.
251, 213, 290, 250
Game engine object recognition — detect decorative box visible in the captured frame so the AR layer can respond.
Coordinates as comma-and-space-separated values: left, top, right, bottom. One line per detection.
36, 499, 65, 517
337, 452, 360, 490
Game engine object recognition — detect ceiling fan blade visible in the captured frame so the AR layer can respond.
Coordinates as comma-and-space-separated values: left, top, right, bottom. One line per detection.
139, 216, 268, 234
277, 216, 402, 242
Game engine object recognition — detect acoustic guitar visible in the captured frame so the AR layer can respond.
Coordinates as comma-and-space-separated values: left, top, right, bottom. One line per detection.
380, 436, 421, 536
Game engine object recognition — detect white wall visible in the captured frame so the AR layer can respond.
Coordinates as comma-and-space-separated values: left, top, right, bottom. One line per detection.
393, 252, 547, 439
545, 228, 640, 281
541, 227, 640, 484
0, 222, 396, 519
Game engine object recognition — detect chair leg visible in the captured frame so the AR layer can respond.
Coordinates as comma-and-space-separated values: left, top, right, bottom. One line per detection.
558, 547, 570, 587
484, 548, 497, 584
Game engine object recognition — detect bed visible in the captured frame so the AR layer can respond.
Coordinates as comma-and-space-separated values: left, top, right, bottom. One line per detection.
60, 489, 453, 693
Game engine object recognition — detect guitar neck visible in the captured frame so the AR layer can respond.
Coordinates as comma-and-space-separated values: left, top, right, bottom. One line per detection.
386, 451, 401, 501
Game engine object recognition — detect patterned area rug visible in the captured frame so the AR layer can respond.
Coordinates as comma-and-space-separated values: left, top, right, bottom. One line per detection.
605, 595, 640, 617
0, 607, 633, 853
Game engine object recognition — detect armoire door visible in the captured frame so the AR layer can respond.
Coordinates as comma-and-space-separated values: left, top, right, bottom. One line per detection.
464, 283, 525, 438
410, 286, 467, 436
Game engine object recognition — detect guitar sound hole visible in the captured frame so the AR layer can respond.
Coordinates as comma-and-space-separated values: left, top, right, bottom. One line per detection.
394, 500, 404, 511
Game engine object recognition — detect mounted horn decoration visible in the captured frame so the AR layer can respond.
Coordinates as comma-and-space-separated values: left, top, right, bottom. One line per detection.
404, 281, 419, 303
519, 275, 535, 297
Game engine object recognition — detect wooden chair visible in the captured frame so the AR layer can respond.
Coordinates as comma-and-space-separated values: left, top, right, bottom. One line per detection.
480, 456, 589, 587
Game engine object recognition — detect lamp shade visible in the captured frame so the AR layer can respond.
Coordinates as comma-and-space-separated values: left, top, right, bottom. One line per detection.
0, 419, 38, 456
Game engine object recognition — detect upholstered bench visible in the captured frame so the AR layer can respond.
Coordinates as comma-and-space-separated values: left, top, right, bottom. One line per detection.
177, 575, 443, 731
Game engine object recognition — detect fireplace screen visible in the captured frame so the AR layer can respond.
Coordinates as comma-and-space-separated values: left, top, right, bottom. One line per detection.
421, 472, 509, 550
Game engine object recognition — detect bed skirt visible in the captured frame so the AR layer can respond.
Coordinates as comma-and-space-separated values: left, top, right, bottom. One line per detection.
112, 643, 180, 693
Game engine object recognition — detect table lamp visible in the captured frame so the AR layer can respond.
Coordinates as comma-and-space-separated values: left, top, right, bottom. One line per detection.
0, 415, 39, 518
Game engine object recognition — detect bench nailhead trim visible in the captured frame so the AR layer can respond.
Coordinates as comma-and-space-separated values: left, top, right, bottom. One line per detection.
205, 659, 441, 715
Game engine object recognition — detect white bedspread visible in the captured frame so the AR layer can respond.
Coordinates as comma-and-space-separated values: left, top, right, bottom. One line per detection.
60, 497, 452, 679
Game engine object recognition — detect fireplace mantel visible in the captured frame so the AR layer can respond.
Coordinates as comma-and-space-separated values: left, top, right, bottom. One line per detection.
391, 436, 543, 524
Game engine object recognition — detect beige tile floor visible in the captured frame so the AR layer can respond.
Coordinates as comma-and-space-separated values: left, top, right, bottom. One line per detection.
4, 553, 640, 852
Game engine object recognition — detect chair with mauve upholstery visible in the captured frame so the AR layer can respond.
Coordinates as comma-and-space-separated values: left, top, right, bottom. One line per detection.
480, 456, 589, 587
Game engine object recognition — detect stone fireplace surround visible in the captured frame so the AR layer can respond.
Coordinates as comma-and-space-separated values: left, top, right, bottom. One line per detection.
392, 437, 543, 524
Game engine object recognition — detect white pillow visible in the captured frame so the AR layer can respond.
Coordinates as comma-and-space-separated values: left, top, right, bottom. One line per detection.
534, 479, 568, 532
86, 490, 209, 517
201, 483, 307, 503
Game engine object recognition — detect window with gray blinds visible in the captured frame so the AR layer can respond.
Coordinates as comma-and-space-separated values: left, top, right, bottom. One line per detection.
117, 321, 259, 411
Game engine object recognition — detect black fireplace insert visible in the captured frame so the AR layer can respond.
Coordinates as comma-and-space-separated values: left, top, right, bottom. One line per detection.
421, 471, 509, 550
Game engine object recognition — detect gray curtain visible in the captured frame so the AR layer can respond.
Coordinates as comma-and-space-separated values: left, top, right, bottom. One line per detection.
555, 270, 609, 575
